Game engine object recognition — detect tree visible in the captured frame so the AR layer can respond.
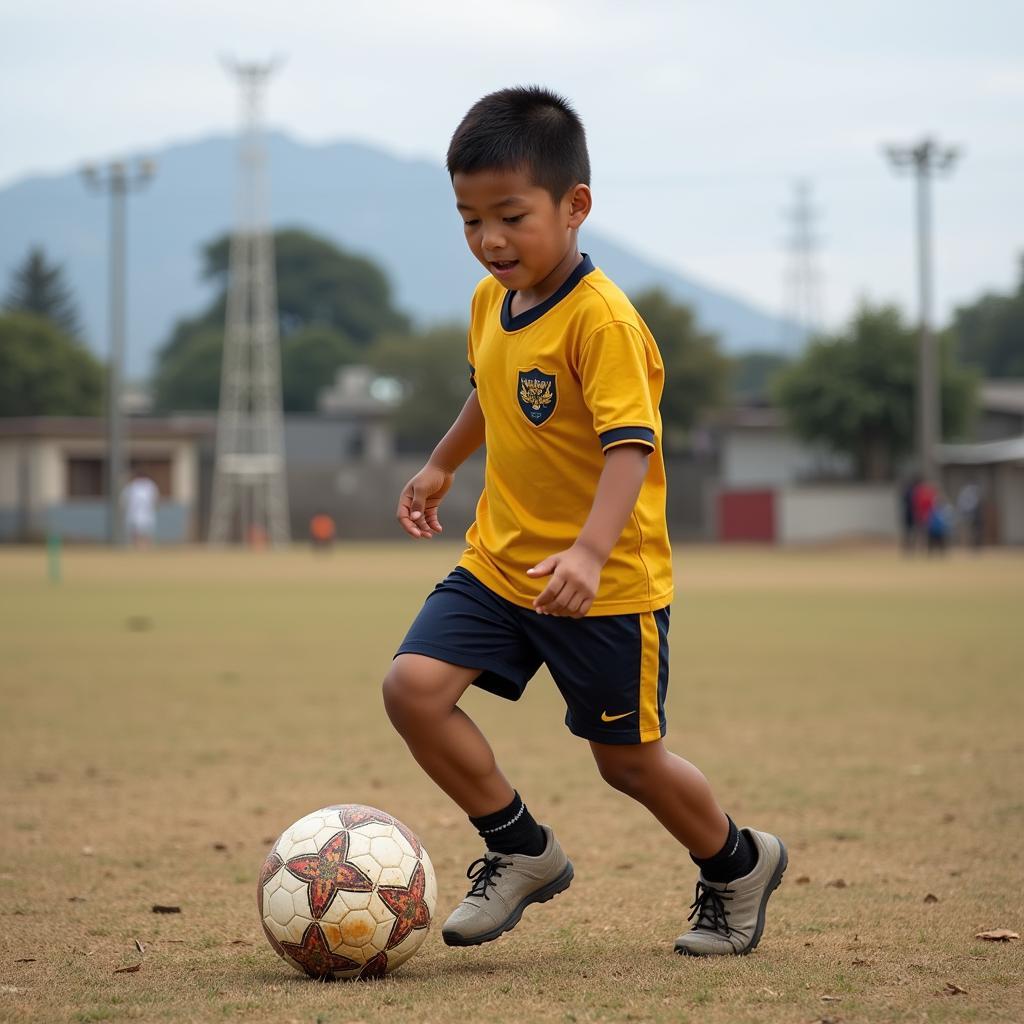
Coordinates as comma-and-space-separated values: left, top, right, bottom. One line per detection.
151, 326, 224, 412
950, 255, 1024, 378
775, 303, 976, 480
4, 246, 81, 338
369, 325, 470, 451
198, 229, 408, 345
153, 229, 408, 411
281, 326, 360, 413
631, 289, 731, 446
0, 312, 103, 416
731, 350, 792, 403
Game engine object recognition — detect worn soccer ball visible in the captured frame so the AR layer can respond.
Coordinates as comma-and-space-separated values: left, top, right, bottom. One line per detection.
257, 804, 436, 980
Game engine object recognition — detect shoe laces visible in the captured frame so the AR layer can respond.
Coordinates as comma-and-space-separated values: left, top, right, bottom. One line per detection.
687, 879, 733, 936
465, 854, 510, 900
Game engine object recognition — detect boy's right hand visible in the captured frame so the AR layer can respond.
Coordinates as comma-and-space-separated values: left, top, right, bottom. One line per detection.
397, 463, 453, 539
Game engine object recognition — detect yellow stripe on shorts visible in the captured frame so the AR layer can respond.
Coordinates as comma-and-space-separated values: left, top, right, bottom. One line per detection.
638, 612, 661, 742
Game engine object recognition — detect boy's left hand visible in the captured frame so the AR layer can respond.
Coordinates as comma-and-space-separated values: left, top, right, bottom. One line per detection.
527, 543, 603, 618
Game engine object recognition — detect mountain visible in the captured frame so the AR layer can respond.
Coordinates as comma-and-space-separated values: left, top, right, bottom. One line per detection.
0, 133, 802, 376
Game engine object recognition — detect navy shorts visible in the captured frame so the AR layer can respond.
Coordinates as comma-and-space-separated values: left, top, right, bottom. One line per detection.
396, 568, 669, 745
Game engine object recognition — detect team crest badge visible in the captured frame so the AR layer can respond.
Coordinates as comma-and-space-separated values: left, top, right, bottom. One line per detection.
517, 369, 556, 426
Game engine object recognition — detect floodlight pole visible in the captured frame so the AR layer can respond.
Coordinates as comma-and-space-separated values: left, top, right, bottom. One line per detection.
884, 138, 959, 485
81, 159, 155, 544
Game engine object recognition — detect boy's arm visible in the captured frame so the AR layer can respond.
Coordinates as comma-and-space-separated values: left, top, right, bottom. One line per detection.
527, 444, 650, 617
396, 390, 485, 539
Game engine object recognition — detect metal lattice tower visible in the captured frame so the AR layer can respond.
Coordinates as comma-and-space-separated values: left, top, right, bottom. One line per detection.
208, 60, 290, 546
782, 180, 824, 341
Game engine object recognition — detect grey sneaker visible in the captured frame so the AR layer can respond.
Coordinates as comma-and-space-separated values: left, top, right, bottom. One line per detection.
441, 825, 574, 946
674, 828, 787, 957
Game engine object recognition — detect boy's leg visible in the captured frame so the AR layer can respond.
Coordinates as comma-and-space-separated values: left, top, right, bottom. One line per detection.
383, 652, 573, 947
588, 738, 729, 856
590, 738, 786, 957
382, 653, 514, 816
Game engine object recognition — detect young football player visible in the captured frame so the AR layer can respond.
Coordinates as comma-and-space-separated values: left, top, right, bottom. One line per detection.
383, 86, 786, 956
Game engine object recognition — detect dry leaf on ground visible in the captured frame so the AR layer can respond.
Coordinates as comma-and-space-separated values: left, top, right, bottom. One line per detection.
975, 929, 1019, 942
924, 893, 939, 903
14, 958, 36, 964
821, 995, 842, 1002
944, 982, 967, 995
134, 939, 145, 954
825, 878, 848, 888
796, 875, 811, 884
113, 962, 142, 974
151, 905, 181, 914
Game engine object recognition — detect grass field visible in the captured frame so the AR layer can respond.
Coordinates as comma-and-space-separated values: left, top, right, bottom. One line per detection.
1, 543, 1022, 1024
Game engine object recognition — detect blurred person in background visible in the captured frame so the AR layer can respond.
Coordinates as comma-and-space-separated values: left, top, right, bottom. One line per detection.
926, 492, 953, 555
121, 473, 159, 549
309, 512, 336, 552
911, 477, 937, 552
956, 481, 984, 550
900, 476, 920, 551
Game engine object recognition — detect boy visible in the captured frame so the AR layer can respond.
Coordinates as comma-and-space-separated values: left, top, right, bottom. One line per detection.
383, 86, 786, 956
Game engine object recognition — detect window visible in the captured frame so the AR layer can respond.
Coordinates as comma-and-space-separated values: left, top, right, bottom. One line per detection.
65, 456, 174, 498
66, 458, 104, 498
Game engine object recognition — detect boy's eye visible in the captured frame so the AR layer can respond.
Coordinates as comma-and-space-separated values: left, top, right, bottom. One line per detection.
462, 219, 480, 228
503, 215, 525, 224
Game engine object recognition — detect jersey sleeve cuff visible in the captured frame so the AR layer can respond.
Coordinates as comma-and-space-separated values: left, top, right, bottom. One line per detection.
599, 426, 656, 452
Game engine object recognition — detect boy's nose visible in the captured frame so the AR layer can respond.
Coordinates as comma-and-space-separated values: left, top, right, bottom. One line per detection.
481, 229, 507, 254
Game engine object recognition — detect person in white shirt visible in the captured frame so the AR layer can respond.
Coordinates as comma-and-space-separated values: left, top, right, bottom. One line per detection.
121, 475, 159, 548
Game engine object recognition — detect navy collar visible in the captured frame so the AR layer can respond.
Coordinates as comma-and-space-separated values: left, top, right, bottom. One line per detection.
500, 254, 595, 332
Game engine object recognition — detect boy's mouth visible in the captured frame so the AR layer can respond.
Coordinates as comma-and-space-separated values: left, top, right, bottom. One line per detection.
489, 259, 519, 277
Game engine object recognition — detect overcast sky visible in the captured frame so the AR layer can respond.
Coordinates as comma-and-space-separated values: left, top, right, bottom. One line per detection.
3, 0, 1022, 329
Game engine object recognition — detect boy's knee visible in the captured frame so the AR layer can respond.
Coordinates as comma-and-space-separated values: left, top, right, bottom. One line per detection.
595, 753, 653, 799
381, 656, 449, 727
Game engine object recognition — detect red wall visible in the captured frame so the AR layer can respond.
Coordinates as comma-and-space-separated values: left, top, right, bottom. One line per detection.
718, 489, 776, 542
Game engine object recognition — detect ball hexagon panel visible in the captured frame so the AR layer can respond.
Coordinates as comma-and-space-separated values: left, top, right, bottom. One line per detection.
369, 835, 405, 869
337, 909, 377, 947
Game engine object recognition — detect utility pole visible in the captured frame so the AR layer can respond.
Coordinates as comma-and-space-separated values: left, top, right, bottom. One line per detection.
208, 59, 290, 546
81, 159, 155, 545
782, 179, 823, 342
884, 138, 960, 484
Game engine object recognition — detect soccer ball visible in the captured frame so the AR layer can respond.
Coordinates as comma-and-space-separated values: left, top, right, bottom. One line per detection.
258, 804, 436, 980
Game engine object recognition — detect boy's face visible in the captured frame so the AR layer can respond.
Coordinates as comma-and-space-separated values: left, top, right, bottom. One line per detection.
453, 167, 591, 293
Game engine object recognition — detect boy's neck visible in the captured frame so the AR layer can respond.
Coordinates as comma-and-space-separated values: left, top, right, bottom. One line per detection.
508, 246, 583, 317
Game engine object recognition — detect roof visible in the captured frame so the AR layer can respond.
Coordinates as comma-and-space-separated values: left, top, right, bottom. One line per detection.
0, 416, 215, 439
980, 380, 1024, 416
937, 435, 1024, 465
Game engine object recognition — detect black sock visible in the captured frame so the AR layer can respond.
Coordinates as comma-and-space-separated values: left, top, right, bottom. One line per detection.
690, 816, 758, 883
469, 792, 546, 857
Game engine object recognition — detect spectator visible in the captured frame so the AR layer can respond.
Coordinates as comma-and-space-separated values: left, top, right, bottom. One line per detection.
956, 482, 984, 550
121, 474, 159, 549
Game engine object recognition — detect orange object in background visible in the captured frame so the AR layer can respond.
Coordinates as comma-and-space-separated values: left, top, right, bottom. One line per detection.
247, 524, 269, 549
310, 513, 336, 547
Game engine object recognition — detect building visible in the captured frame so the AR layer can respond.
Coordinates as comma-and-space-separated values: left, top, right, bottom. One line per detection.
0, 417, 209, 542
937, 380, 1024, 545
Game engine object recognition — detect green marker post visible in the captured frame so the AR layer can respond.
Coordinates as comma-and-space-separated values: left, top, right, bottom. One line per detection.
47, 533, 62, 585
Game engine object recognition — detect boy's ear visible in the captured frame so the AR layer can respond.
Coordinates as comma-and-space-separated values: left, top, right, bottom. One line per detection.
566, 184, 592, 228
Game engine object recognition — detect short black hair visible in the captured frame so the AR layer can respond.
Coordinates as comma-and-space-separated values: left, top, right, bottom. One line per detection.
446, 86, 590, 201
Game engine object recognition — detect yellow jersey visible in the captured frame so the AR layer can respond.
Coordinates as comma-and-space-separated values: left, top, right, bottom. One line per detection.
458, 255, 673, 615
